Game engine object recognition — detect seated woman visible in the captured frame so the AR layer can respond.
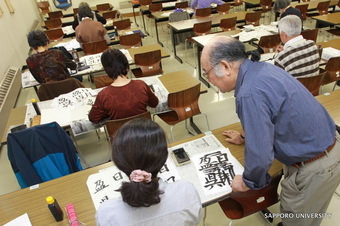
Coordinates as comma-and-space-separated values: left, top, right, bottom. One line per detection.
88, 49, 159, 123
96, 118, 202, 226
26, 30, 77, 84
75, 4, 110, 45
72, 2, 106, 30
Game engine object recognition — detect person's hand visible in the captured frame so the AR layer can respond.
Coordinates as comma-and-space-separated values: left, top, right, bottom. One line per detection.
276, 45, 284, 53
223, 130, 245, 145
230, 175, 250, 192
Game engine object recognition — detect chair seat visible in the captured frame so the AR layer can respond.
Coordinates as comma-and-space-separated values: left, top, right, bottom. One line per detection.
157, 110, 180, 125
56, 3, 71, 8
326, 28, 340, 37
131, 67, 163, 78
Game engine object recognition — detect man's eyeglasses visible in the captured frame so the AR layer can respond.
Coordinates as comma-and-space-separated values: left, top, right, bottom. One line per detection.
202, 64, 217, 79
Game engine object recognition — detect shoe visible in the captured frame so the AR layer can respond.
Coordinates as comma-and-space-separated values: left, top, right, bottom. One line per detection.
277, 222, 283, 226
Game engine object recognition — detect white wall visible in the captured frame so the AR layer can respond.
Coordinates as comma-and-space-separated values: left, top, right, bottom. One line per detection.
0, 0, 128, 81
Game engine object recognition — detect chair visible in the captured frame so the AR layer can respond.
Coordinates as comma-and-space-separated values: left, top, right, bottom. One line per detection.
113, 19, 131, 31
37, 1, 50, 15
44, 28, 64, 42
257, 34, 281, 53
102, 10, 119, 20
48, 10, 63, 19
259, 0, 272, 23
301, 28, 319, 42
220, 17, 237, 31
131, 49, 163, 77
7, 121, 83, 189
218, 171, 282, 226
185, 21, 212, 68
297, 73, 325, 96
139, 0, 152, 5
82, 40, 109, 55
295, 4, 309, 21
96, 3, 111, 12
233, 0, 243, 12
307, 0, 330, 17
321, 57, 340, 91
245, 11, 262, 26
156, 84, 210, 142
93, 75, 114, 88
216, 3, 231, 15
325, 27, 340, 40
119, 33, 142, 49
44, 18, 62, 29
73, 7, 78, 15
169, 11, 192, 47
37, 78, 85, 101
149, 2, 163, 13
175, 1, 189, 9
53, 0, 72, 11
105, 111, 151, 141
196, 7, 212, 18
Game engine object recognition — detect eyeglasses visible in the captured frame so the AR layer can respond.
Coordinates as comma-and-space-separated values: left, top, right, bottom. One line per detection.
202, 65, 215, 79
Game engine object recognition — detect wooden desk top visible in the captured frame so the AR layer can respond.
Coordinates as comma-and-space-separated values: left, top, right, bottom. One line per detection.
291, 0, 339, 10
317, 38, 340, 50
0, 121, 280, 226
312, 11, 340, 25
168, 11, 248, 31
193, 29, 241, 47
315, 89, 340, 125
1, 106, 27, 145
128, 43, 170, 60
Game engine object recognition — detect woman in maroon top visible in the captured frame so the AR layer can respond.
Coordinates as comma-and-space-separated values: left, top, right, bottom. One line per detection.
88, 49, 159, 123
26, 30, 77, 84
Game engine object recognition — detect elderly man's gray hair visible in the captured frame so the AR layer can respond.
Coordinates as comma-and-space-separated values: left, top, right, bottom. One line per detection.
278, 15, 302, 38
273, 0, 291, 12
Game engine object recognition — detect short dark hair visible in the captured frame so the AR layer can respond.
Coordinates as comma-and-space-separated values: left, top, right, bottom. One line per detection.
101, 48, 129, 79
273, 0, 291, 12
78, 4, 93, 20
111, 118, 168, 207
27, 30, 50, 49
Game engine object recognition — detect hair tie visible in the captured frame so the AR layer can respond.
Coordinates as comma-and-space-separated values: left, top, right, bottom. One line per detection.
130, 169, 152, 183
246, 51, 252, 56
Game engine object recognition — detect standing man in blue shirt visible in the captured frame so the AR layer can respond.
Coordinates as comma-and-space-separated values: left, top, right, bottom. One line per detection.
201, 36, 340, 226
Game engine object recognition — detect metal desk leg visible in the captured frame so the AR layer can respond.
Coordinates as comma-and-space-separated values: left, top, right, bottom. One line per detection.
155, 19, 164, 47
196, 44, 211, 88
171, 28, 183, 63
190, 117, 202, 134
132, 6, 139, 27
141, 9, 150, 36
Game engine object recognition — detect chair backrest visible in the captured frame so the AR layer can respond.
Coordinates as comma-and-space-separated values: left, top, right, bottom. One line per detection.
139, 0, 152, 6
119, 32, 142, 49
96, 3, 111, 12
37, 1, 50, 14
167, 83, 202, 121
105, 111, 151, 140
149, 2, 163, 13
260, 0, 272, 12
44, 18, 62, 29
48, 10, 63, 19
301, 28, 319, 42
102, 10, 119, 20
44, 28, 64, 42
134, 49, 163, 76
322, 57, 340, 85
297, 73, 325, 96
234, 0, 243, 6
193, 21, 212, 36
82, 40, 109, 55
245, 11, 262, 26
301, 0, 310, 2
220, 17, 237, 31
7, 121, 83, 189
218, 170, 282, 220
196, 7, 212, 18
295, 4, 309, 20
317, 0, 330, 15
73, 7, 78, 15
175, 1, 189, 9
93, 75, 114, 88
258, 34, 281, 53
37, 78, 85, 101
216, 3, 231, 14
113, 19, 131, 31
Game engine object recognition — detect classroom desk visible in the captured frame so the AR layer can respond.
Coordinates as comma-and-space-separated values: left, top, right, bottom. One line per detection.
315, 89, 340, 125
312, 12, 340, 28
0, 121, 281, 226
168, 11, 248, 63
290, 0, 339, 12
2, 70, 202, 145
317, 38, 340, 50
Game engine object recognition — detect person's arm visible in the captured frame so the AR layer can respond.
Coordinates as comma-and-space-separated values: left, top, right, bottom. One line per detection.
145, 83, 159, 107
26, 58, 44, 84
58, 49, 77, 70
88, 94, 108, 123
236, 96, 274, 190
95, 13, 107, 25
100, 24, 111, 44
214, 0, 225, 5
191, 0, 198, 9
72, 16, 79, 30
223, 129, 245, 144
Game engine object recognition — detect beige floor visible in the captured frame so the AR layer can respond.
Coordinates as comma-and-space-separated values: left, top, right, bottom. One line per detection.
1, 8, 340, 226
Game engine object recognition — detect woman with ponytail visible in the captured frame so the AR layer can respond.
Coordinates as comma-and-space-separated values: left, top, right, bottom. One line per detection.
96, 118, 202, 226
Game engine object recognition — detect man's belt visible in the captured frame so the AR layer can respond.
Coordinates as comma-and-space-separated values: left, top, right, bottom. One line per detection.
292, 139, 336, 168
